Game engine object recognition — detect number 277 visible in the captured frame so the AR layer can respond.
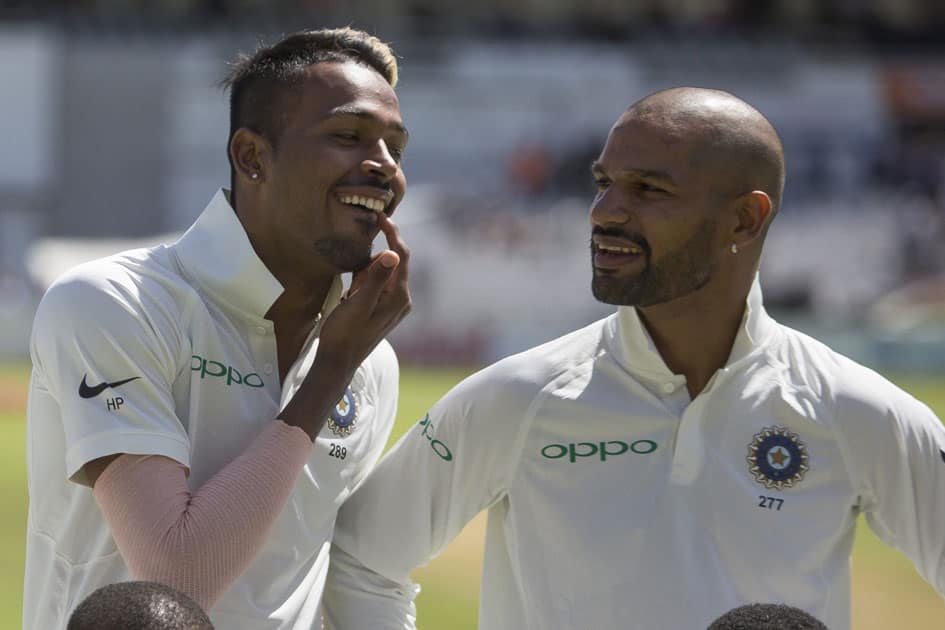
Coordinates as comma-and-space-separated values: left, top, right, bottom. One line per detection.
757, 495, 783, 511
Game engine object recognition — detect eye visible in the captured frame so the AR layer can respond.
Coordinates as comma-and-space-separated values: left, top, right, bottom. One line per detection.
635, 181, 665, 194
593, 177, 611, 191
389, 145, 406, 162
332, 131, 359, 144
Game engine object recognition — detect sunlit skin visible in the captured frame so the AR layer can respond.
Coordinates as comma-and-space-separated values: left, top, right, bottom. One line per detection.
228, 60, 409, 378
589, 88, 782, 397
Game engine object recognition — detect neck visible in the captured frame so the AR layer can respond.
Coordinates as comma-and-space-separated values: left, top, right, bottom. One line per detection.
233, 188, 337, 326
636, 279, 751, 398
265, 275, 335, 326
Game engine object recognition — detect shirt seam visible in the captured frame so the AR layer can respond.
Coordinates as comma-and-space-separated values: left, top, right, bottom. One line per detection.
499, 335, 603, 499
67, 430, 191, 474
822, 356, 870, 513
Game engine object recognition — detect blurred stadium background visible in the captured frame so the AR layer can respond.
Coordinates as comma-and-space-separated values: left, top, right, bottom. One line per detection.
1, 0, 944, 628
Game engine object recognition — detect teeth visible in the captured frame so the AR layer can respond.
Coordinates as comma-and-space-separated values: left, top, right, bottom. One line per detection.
339, 194, 386, 212
599, 244, 640, 254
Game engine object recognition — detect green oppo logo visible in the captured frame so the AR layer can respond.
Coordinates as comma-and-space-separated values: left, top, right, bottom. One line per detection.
418, 414, 453, 461
541, 440, 658, 463
191, 354, 264, 388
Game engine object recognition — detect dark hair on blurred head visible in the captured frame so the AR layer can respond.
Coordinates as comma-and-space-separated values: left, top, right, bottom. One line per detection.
67, 581, 214, 630
708, 603, 829, 630
220, 27, 399, 179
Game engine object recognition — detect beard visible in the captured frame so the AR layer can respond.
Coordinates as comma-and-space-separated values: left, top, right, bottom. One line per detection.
592, 218, 718, 307
313, 236, 374, 272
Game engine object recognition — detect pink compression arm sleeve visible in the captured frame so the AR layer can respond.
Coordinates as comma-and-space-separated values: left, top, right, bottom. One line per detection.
92, 420, 312, 611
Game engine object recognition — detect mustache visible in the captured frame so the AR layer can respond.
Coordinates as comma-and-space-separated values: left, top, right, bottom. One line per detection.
590, 228, 650, 257
336, 179, 393, 191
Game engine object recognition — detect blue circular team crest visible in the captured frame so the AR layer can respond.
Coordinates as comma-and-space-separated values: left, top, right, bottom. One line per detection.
747, 426, 809, 490
327, 386, 358, 437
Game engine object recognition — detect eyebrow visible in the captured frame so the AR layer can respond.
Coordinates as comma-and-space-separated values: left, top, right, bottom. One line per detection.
590, 161, 675, 184
322, 105, 409, 138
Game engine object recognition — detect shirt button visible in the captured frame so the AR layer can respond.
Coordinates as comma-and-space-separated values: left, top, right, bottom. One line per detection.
255, 326, 267, 335
662, 382, 675, 394
263, 363, 273, 375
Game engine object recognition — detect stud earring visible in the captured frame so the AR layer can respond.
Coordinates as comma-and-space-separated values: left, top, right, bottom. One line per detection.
730, 243, 738, 254
251, 172, 259, 180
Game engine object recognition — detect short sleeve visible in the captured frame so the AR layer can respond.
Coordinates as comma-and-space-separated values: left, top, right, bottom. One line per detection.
30, 262, 190, 484
834, 369, 945, 595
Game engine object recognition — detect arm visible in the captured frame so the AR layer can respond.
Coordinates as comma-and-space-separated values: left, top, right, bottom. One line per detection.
323, 365, 532, 629
33, 277, 311, 610
91, 421, 310, 610
836, 373, 945, 595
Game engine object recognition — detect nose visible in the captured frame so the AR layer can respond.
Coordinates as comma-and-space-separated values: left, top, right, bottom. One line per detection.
589, 187, 630, 228
361, 140, 398, 183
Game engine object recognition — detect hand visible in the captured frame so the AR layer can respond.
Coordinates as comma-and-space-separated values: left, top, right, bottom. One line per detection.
320, 212, 411, 367
278, 213, 411, 439
344, 212, 411, 320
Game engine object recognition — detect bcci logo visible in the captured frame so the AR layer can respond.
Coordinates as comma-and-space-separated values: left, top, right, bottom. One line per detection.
747, 426, 809, 490
327, 386, 359, 437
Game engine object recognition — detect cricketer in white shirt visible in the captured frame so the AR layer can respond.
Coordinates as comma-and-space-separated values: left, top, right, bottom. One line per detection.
24, 190, 399, 629
322, 89, 945, 629
324, 280, 945, 630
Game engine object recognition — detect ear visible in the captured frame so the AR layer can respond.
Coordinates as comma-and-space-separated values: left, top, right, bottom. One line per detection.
229, 127, 271, 184
731, 190, 772, 249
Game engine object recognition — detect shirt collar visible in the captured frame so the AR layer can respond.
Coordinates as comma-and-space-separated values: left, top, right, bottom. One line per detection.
172, 189, 342, 320
607, 275, 776, 380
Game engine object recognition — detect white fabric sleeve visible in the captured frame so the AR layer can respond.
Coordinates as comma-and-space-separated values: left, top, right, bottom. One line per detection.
347, 340, 401, 494
835, 369, 945, 596
30, 263, 191, 483
323, 364, 535, 630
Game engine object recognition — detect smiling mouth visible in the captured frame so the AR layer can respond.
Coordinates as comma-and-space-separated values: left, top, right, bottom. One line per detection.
592, 236, 647, 271
338, 194, 386, 213
596, 243, 643, 255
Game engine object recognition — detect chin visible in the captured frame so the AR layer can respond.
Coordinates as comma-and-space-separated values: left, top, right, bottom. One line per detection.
314, 237, 373, 273
591, 274, 660, 307
592, 276, 632, 306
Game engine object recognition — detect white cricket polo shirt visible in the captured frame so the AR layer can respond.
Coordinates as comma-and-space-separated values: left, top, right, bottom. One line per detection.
325, 280, 945, 630
24, 190, 399, 630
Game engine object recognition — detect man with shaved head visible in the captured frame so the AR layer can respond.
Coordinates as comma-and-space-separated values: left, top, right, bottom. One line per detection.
322, 88, 945, 629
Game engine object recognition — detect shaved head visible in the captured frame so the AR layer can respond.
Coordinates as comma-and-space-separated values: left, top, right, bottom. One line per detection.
590, 87, 785, 308
619, 87, 785, 219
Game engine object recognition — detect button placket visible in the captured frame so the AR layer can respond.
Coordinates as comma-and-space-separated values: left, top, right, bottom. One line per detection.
247, 320, 278, 391
669, 396, 707, 485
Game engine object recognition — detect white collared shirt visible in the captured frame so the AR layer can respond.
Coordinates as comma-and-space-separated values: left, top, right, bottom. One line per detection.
324, 281, 945, 630
24, 190, 399, 630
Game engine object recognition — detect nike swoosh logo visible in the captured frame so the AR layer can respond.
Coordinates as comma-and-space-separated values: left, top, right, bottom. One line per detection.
79, 375, 141, 399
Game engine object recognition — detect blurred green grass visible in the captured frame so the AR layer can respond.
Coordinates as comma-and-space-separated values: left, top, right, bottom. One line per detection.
2, 365, 943, 629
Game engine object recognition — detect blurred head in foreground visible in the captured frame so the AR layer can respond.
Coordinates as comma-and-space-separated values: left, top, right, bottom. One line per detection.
707, 603, 828, 629
67, 581, 214, 630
